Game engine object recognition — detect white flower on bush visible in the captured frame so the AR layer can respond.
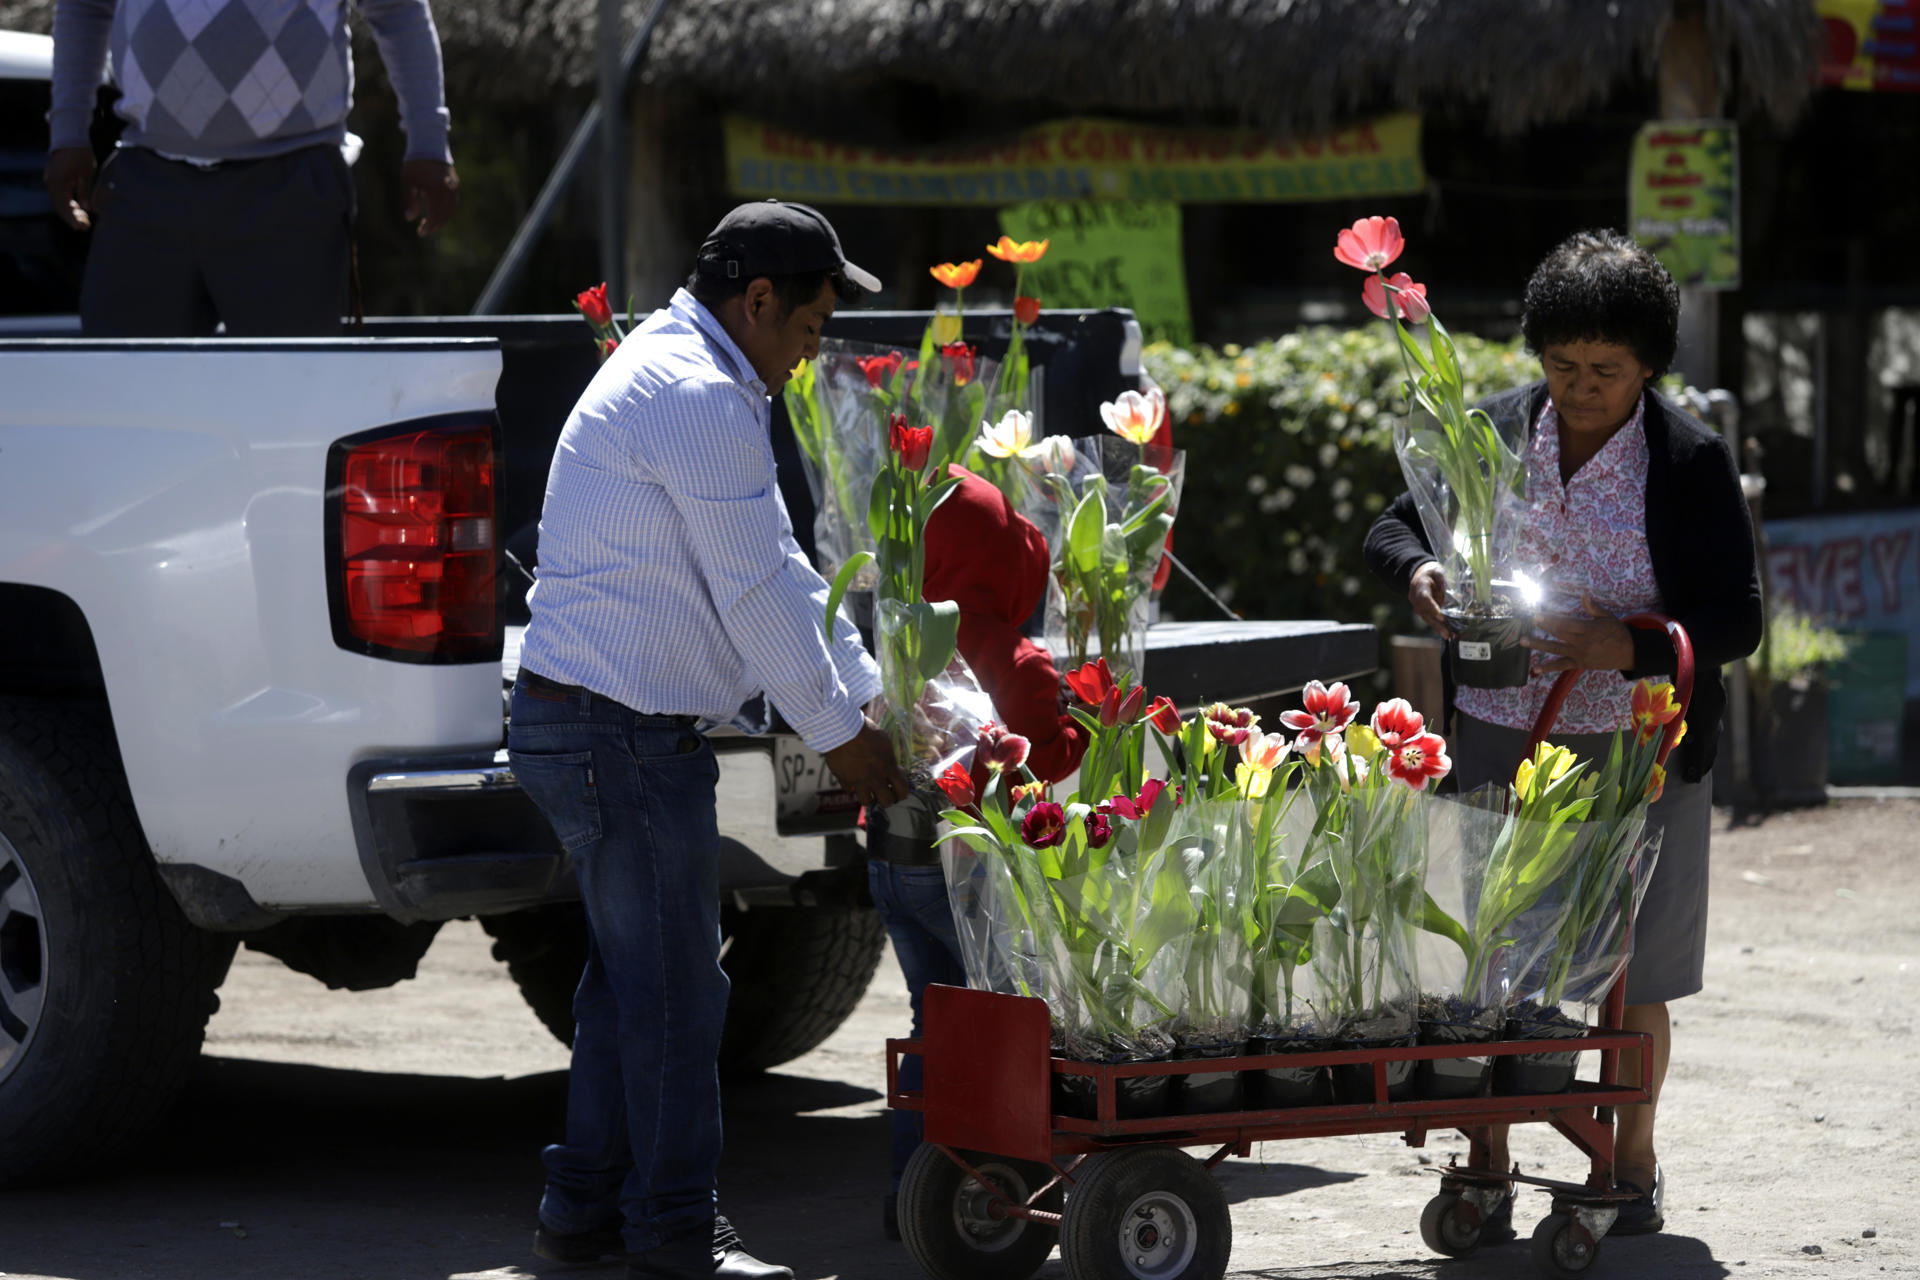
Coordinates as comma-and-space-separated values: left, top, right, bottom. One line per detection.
978, 410, 1033, 458
1331, 476, 1353, 500
1334, 501, 1354, 522
1287, 548, 1310, 575
1284, 464, 1315, 488
1319, 442, 1340, 468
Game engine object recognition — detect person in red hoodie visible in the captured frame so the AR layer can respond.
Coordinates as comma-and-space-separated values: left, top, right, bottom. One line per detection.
868, 464, 1086, 1239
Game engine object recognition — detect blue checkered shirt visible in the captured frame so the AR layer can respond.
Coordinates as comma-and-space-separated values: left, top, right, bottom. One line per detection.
518, 289, 880, 752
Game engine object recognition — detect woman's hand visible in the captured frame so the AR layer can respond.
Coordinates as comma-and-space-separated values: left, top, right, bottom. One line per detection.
1408, 561, 1453, 640
1526, 591, 1636, 673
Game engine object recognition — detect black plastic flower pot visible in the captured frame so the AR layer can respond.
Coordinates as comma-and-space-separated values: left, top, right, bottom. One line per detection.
1245, 1034, 1335, 1108
1415, 1015, 1497, 1100
1168, 1040, 1247, 1115
1492, 1004, 1587, 1095
1444, 609, 1533, 689
1329, 1031, 1418, 1104
1051, 1053, 1174, 1121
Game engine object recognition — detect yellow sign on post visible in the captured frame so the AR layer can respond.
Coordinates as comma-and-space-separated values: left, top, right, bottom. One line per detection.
724, 114, 1424, 206
999, 201, 1193, 346
1628, 120, 1739, 291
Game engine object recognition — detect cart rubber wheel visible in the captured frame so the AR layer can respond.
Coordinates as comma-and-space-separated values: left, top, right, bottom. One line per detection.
1420, 1191, 1482, 1257
897, 1143, 1061, 1280
1531, 1211, 1602, 1279
1061, 1147, 1231, 1280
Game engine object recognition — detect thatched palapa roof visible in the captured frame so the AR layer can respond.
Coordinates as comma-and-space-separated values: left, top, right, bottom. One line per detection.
0, 0, 1823, 136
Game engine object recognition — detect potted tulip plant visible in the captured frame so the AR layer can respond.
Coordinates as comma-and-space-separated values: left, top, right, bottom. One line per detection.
1335, 216, 1536, 688
937, 662, 1195, 1120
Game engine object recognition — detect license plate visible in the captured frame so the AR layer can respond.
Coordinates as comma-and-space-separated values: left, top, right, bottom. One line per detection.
773, 736, 861, 827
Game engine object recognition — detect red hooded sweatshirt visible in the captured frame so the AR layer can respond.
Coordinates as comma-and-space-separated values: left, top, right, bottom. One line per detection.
922, 466, 1087, 783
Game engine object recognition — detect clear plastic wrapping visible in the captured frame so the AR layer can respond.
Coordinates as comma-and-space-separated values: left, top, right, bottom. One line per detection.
1019, 435, 1184, 684
1305, 781, 1426, 1042
1391, 400, 1536, 625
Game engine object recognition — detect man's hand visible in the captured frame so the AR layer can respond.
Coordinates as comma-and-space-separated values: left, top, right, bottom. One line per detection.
824, 723, 909, 809
45, 148, 97, 232
402, 158, 458, 237
1525, 591, 1635, 674
1408, 560, 1453, 640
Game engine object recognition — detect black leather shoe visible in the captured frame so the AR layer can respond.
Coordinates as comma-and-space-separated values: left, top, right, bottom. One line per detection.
1479, 1191, 1516, 1245
533, 1220, 623, 1265
1612, 1168, 1665, 1235
625, 1216, 794, 1280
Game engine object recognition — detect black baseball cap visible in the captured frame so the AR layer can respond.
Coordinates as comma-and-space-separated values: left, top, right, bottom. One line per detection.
695, 199, 882, 294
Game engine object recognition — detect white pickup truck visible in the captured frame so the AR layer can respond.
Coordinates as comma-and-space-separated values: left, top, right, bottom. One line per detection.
0, 27, 1376, 1188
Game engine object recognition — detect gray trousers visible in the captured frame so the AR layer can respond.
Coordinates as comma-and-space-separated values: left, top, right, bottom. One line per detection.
80, 144, 353, 338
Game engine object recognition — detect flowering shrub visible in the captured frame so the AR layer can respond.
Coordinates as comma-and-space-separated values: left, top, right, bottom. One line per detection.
1144, 326, 1533, 637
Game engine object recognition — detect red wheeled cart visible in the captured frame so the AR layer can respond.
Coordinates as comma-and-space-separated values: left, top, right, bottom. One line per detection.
885, 615, 1694, 1280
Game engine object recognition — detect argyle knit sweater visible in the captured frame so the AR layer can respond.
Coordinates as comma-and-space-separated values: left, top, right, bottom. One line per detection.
49, 0, 451, 163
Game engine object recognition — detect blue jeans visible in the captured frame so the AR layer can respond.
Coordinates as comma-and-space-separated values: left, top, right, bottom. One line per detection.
866, 859, 967, 1189
508, 678, 726, 1252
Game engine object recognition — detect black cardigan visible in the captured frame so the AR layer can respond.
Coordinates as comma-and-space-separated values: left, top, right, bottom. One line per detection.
1362, 382, 1763, 782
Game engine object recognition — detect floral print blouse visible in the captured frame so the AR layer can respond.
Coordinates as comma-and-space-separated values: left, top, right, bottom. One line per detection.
1456, 397, 1666, 734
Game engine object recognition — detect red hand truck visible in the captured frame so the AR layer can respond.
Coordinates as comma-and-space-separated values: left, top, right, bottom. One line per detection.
886, 614, 1694, 1280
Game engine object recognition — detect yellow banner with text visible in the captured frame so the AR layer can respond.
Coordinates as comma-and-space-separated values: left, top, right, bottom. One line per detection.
724, 114, 1425, 206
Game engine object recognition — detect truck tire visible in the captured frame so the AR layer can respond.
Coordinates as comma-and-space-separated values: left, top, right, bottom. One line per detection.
0, 699, 235, 1187
483, 900, 885, 1076
716, 902, 886, 1077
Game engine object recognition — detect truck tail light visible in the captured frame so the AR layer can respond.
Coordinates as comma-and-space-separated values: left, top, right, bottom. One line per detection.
326, 418, 500, 663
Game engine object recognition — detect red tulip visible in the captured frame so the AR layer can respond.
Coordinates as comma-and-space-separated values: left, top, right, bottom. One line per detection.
1202, 702, 1259, 749
857, 351, 904, 388
936, 762, 977, 808
600, 337, 619, 359
1021, 801, 1067, 848
1064, 658, 1117, 707
1369, 698, 1426, 749
1107, 778, 1167, 821
1362, 272, 1431, 324
575, 283, 613, 327
940, 341, 977, 387
1386, 731, 1452, 791
1013, 295, 1042, 325
1145, 696, 1181, 734
1117, 686, 1147, 726
888, 412, 933, 471
977, 722, 1031, 773
1333, 215, 1405, 273
1084, 811, 1113, 849
1280, 680, 1361, 749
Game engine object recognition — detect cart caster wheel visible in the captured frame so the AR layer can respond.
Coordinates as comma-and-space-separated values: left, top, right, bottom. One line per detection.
1531, 1210, 1602, 1279
1420, 1191, 1482, 1257
896, 1143, 1061, 1280
1061, 1147, 1231, 1280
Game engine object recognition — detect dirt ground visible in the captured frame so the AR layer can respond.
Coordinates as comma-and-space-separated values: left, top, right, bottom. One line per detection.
1, 799, 1916, 1280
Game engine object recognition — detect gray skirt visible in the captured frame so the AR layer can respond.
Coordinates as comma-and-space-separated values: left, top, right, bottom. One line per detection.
1448, 713, 1712, 1005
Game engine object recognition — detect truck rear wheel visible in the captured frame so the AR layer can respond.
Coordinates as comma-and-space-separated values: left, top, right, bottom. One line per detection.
483, 899, 885, 1075
0, 699, 235, 1187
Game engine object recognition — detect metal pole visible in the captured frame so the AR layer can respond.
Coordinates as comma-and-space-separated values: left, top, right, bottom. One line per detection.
598, 0, 626, 306
472, 0, 672, 315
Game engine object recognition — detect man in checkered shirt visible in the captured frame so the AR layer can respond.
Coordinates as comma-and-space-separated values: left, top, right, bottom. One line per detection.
44, 0, 457, 335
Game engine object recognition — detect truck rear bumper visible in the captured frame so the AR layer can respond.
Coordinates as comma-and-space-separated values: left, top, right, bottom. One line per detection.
345, 744, 864, 923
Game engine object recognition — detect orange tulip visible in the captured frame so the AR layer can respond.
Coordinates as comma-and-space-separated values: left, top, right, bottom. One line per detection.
930, 260, 982, 289
987, 236, 1049, 264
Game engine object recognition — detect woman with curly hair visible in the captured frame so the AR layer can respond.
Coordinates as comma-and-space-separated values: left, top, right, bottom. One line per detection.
1365, 228, 1763, 1237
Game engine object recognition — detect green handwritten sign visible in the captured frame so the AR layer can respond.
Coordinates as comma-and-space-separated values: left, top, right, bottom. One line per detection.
999, 201, 1194, 346
1629, 120, 1739, 290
